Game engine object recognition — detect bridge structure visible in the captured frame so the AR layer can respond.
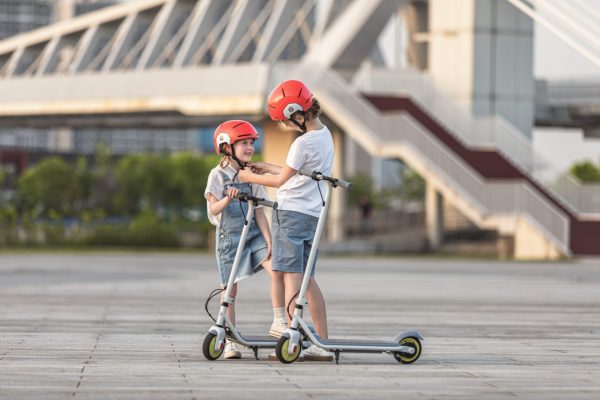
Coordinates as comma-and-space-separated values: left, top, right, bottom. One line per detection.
0, 0, 598, 258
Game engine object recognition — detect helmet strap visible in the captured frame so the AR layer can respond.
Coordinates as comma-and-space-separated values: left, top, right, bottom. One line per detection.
229, 143, 247, 171
289, 112, 307, 133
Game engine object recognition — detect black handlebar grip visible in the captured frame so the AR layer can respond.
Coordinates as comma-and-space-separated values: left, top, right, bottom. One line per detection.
298, 169, 353, 190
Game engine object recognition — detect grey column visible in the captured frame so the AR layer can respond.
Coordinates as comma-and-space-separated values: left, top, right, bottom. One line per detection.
426, 181, 444, 250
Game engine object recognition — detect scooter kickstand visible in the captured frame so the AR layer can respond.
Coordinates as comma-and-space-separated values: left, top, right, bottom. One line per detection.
334, 351, 340, 365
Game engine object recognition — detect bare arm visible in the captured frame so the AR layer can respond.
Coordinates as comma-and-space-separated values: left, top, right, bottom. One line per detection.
206, 187, 240, 216
249, 162, 282, 175
238, 165, 297, 188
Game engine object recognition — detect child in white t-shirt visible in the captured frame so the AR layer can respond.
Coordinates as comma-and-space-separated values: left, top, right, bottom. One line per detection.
238, 80, 334, 362
204, 120, 286, 359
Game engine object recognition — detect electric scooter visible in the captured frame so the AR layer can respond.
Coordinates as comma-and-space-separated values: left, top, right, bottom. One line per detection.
202, 192, 280, 361
274, 170, 424, 365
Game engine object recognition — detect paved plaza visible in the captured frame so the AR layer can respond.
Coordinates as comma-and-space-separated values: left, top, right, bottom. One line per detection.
0, 252, 599, 399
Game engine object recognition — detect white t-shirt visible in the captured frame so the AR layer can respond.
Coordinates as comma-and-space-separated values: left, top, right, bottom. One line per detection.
204, 163, 269, 227
277, 126, 334, 217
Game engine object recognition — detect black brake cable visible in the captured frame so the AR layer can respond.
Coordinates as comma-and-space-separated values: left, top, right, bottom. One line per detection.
205, 287, 226, 322
317, 180, 325, 206
287, 289, 301, 321
238, 200, 248, 225
230, 167, 250, 225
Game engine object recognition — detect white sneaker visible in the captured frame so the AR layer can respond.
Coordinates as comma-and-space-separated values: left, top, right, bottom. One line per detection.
224, 341, 241, 359
303, 345, 333, 362
269, 319, 288, 338
227, 326, 240, 338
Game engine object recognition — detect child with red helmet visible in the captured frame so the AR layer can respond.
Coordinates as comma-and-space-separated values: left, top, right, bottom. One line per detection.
205, 120, 286, 359
238, 80, 335, 362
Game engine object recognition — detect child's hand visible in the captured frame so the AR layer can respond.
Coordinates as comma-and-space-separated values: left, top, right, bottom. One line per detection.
238, 169, 253, 182
248, 162, 268, 175
266, 241, 272, 261
226, 187, 240, 200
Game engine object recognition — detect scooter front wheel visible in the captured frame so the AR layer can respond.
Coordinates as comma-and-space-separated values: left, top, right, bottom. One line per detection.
275, 336, 301, 364
202, 333, 224, 361
393, 336, 422, 364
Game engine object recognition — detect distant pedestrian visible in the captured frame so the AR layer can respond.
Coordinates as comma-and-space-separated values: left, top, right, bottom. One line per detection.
358, 194, 372, 236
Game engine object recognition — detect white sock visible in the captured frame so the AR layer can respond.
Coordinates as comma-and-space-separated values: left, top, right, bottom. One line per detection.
273, 307, 286, 322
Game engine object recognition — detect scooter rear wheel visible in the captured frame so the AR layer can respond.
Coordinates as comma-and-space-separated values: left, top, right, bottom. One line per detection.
202, 333, 224, 361
275, 337, 301, 364
393, 336, 422, 364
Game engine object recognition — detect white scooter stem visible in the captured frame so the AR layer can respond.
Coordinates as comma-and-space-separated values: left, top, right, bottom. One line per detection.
215, 201, 255, 327
290, 176, 333, 328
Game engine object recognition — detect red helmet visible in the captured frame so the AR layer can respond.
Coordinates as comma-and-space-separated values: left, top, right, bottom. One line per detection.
213, 120, 259, 155
267, 80, 313, 121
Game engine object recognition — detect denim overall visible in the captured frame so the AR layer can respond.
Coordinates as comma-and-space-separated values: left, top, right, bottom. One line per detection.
215, 171, 267, 285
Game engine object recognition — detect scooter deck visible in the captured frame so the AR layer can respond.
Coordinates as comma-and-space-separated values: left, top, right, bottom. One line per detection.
228, 335, 279, 346
318, 338, 399, 348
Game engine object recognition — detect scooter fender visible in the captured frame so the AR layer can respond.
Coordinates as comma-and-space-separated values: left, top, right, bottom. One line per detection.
393, 330, 424, 342
208, 325, 226, 353
283, 329, 302, 355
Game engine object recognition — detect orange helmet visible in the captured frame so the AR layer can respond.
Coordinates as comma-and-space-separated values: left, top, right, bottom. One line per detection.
213, 120, 259, 155
267, 80, 313, 121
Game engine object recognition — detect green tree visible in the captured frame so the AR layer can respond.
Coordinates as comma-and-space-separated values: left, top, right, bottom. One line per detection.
0, 205, 18, 245
17, 157, 76, 215
400, 167, 425, 202
114, 154, 169, 214
88, 145, 118, 214
346, 174, 374, 207
165, 152, 210, 210
113, 152, 222, 216
70, 156, 93, 214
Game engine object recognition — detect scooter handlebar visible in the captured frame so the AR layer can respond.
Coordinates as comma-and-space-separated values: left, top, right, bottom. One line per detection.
222, 190, 278, 209
298, 169, 354, 191
254, 198, 278, 209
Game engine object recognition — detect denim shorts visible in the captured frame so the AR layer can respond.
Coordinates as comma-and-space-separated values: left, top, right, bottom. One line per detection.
216, 228, 267, 285
271, 209, 319, 276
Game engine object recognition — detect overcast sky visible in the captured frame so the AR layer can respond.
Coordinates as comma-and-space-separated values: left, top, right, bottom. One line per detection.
534, 0, 600, 80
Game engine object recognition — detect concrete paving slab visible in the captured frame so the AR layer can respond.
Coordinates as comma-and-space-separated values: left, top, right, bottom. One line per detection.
1, 253, 599, 399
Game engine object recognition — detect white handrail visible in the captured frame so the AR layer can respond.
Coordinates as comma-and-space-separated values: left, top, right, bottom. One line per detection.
505, 0, 600, 67
529, 0, 600, 53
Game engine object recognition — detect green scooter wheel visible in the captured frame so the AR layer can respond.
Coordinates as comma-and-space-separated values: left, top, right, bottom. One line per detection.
394, 336, 422, 364
275, 336, 301, 364
202, 333, 223, 361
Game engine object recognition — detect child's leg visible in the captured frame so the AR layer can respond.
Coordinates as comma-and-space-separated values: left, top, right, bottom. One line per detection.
283, 272, 303, 324
264, 260, 287, 337
283, 274, 329, 339
261, 259, 285, 309
306, 277, 328, 339
221, 283, 237, 326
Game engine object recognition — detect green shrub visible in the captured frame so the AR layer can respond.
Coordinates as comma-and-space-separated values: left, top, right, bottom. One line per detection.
82, 224, 129, 246
82, 213, 179, 248
127, 211, 179, 247
0, 206, 18, 246
570, 161, 600, 183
